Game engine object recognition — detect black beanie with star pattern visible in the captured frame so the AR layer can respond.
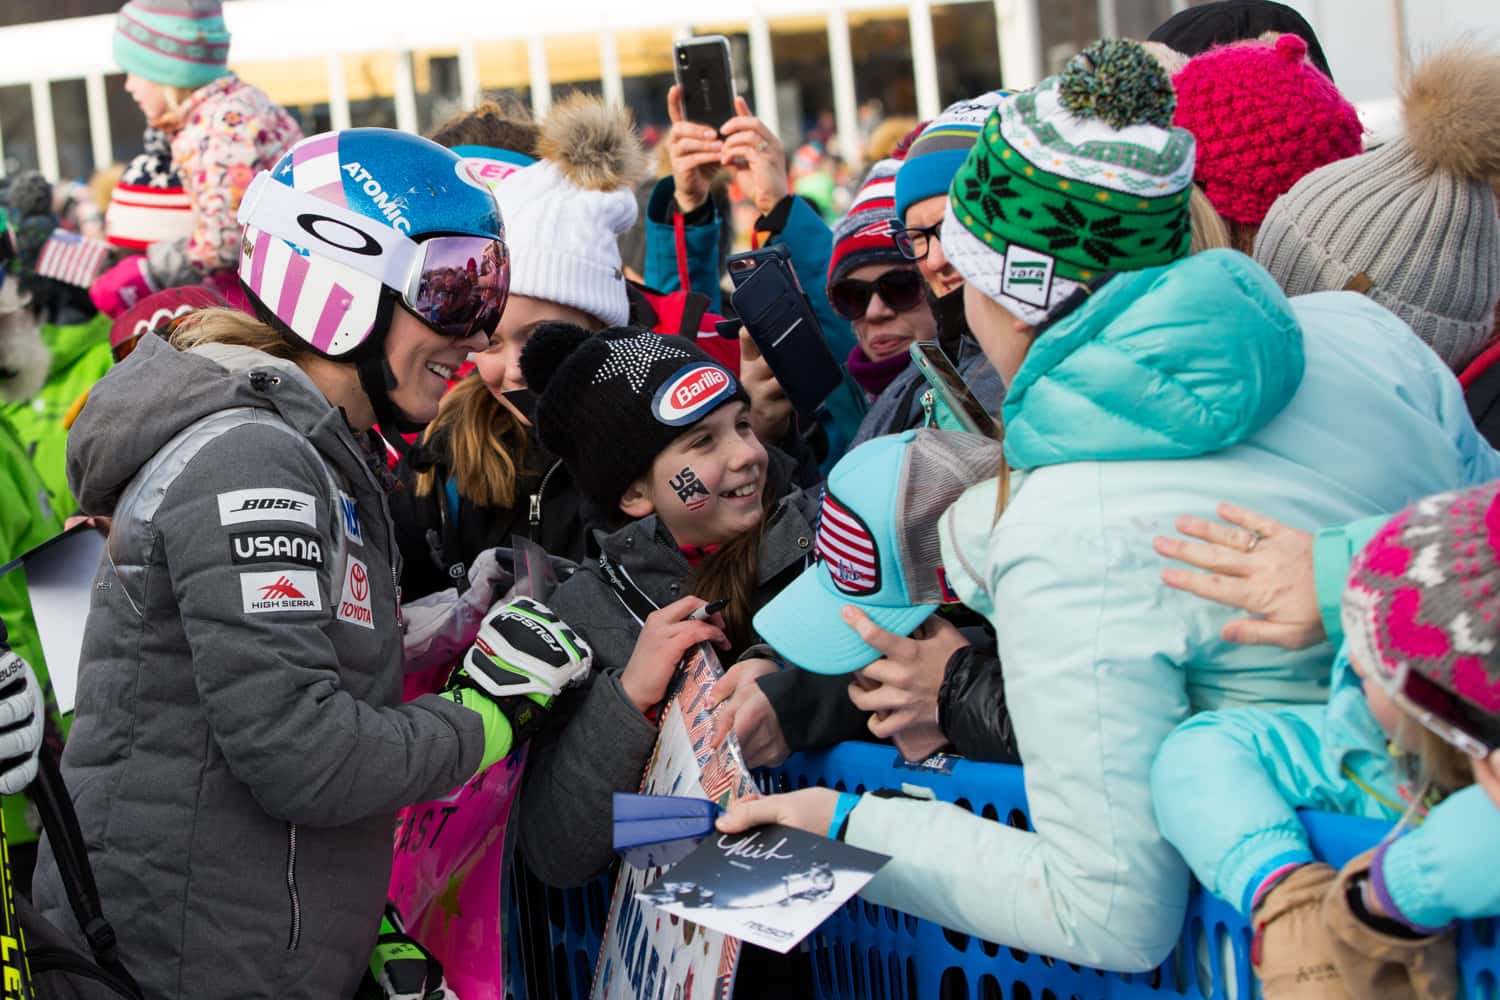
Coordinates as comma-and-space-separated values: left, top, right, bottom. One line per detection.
521, 323, 749, 514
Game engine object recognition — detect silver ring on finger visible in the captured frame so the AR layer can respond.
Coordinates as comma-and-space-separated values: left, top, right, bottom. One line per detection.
758, 140, 769, 153
1245, 531, 1262, 553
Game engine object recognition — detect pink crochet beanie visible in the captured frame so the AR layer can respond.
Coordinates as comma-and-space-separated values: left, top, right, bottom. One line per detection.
1172, 34, 1362, 225
1342, 481, 1500, 720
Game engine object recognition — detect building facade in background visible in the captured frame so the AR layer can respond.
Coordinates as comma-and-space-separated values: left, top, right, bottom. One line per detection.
0, 0, 1487, 184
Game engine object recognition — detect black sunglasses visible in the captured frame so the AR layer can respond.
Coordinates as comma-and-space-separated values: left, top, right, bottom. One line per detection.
829, 268, 926, 321
890, 221, 941, 262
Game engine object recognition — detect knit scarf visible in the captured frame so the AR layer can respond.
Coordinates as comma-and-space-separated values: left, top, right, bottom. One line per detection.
846, 344, 911, 399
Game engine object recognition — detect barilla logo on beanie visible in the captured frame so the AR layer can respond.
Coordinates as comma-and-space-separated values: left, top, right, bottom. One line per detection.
816, 492, 881, 596
653, 364, 737, 426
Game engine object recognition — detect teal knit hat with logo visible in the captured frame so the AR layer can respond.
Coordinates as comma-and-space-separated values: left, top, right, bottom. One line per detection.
114, 0, 231, 90
943, 40, 1196, 325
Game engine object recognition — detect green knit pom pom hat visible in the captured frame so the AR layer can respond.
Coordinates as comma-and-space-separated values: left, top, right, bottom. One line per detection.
943, 39, 1197, 325
114, 0, 231, 90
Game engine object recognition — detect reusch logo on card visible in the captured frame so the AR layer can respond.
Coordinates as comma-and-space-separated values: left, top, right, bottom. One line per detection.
1001, 243, 1055, 309
653, 364, 736, 426
815, 492, 881, 596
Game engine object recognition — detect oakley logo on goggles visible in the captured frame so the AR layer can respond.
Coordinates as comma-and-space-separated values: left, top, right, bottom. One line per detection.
238, 172, 509, 338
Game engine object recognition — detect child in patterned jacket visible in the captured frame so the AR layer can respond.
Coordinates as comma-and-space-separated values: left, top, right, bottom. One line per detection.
1152, 480, 1500, 999
90, 0, 301, 316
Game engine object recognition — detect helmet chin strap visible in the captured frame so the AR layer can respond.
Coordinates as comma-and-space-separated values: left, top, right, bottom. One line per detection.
353, 295, 431, 458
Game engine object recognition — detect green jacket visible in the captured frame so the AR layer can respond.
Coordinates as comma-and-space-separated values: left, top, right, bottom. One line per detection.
0, 412, 66, 843
0, 312, 113, 517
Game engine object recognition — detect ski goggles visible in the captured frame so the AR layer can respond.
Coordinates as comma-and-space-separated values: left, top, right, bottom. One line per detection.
238, 171, 509, 338
1379, 660, 1500, 759
829, 267, 925, 321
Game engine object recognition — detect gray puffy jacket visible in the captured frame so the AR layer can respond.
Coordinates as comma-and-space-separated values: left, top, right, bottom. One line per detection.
31, 335, 484, 999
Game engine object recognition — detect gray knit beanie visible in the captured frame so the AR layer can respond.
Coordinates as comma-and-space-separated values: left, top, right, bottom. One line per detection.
1254, 45, 1500, 372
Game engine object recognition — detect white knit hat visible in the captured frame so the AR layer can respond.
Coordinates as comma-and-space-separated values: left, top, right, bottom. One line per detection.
494, 94, 647, 327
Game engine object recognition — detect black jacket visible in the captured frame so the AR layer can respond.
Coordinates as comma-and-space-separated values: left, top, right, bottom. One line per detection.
937, 643, 1020, 765
389, 417, 594, 600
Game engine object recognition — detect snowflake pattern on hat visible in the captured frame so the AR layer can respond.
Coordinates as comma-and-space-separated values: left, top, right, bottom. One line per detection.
1342, 481, 1500, 717
589, 330, 692, 392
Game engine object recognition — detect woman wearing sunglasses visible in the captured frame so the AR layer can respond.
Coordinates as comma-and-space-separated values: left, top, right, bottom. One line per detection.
826, 160, 938, 402
31, 129, 526, 1000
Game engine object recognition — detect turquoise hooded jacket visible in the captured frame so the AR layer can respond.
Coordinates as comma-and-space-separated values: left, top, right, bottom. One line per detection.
842, 250, 1500, 971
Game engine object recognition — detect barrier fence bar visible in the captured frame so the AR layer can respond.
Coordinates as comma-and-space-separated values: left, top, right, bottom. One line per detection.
528, 35, 551, 120
749, 13, 781, 138
30, 78, 58, 182
909, 0, 942, 121
826, 1, 862, 169
85, 73, 111, 176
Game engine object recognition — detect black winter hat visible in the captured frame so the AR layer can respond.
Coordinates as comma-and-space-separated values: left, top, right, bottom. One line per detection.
1148, 0, 1333, 80
521, 323, 749, 514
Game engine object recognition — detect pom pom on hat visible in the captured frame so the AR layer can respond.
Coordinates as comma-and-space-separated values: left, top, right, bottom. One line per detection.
495, 94, 646, 327
1403, 43, 1500, 183
1058, 39, 1177, 129
519, 321, 593, 394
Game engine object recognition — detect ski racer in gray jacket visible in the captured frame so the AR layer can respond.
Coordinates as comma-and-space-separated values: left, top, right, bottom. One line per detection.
31, 128, 528, 999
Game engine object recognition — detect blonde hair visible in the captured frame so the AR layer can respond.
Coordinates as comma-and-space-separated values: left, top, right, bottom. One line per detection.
1189, 185, 1234, 254
414, 375, 528, 508
167, 307, 307, 361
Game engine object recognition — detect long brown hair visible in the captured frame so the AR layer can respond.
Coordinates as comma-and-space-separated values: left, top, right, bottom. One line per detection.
686, 488, 777, 653
415, 375, 529, 507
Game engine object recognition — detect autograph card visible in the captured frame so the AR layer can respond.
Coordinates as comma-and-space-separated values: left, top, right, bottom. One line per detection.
637, 823, 888, 953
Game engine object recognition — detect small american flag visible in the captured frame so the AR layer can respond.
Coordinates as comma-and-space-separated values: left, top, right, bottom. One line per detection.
35, 229, 112, 288
816, 492, 881, 596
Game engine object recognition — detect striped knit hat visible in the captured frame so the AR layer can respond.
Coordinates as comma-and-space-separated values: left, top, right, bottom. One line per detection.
827, 159, 905, 290
943, 40, 1196, 326
1343, 481, 1500, 720
894, 90, 1011, 220
114, 0, 231, 90
106, 129, 193, 251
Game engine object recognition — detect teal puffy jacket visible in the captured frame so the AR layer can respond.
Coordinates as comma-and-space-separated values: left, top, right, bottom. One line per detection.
843, 250, 1500, 971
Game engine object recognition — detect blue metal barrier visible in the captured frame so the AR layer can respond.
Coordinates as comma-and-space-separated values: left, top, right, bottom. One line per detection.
505, 742, 1500, 999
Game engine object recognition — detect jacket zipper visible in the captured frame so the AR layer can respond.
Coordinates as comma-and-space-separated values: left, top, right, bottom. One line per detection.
529, 459, 563, 532
285, 821, 302, 950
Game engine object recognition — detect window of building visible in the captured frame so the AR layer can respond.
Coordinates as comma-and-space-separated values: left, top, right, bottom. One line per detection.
104, 73, 145, 165
473, 39, 532, 117
50, 78, 93, 179
545, 34, 604, 103
415, 50, 463, 136
849, 9, 918, 123
0, 84, 38, 174
766, 15, 835, 152
344, 51, 398, 129
616, 27, 677, 140
933, 1, 1004, 106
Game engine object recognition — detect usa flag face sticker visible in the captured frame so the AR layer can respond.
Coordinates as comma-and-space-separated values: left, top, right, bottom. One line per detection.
816, 492, 881, 596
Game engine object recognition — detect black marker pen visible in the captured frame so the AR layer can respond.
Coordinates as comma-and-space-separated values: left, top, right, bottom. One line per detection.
688, 598, 728, 622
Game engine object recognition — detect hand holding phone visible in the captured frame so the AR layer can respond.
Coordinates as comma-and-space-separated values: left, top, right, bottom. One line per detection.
718, 97, 789, 217
666, 85, 725, 215
730, 257, 844, 417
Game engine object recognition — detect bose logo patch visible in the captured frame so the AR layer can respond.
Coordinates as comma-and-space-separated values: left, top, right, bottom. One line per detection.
336, 555, 375, 630
230, 531, 325, 568
338, 491, 363, 546
240, 570, 322, 614
652, 364, 736, 426
218, 489, 317, 528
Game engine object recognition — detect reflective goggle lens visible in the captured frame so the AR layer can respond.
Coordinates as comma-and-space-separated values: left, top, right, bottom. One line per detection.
409, 235, 509, 339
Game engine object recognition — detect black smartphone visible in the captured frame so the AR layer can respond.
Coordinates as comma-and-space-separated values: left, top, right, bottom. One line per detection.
910, 340, 1001, 441
730, 258, 844, 416
673, 35, 736, 129
726, 245, 796, 291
